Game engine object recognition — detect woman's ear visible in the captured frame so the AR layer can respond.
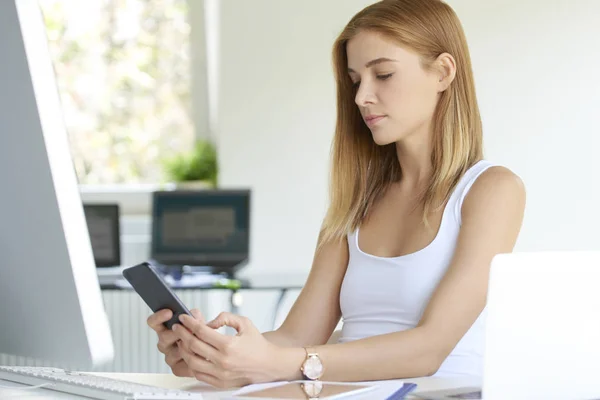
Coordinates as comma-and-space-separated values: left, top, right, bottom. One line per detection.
436, 52, 457, 92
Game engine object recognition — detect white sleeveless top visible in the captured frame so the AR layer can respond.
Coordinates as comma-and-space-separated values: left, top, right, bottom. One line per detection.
338, 160, 495, 379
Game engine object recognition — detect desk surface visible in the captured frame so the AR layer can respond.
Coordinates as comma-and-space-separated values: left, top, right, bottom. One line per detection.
0, 373, 479, 399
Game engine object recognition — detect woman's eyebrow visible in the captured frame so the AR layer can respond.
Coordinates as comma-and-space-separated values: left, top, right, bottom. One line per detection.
348, 57, 398, 73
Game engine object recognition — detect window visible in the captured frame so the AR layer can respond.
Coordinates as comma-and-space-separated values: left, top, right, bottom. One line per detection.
39, 0, 194, 184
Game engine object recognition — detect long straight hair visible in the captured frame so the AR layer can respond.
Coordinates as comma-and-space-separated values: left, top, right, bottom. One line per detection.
320, 0, 483, 248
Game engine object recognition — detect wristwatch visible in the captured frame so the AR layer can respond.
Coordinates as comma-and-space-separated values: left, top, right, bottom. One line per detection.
300, 347, 324, 381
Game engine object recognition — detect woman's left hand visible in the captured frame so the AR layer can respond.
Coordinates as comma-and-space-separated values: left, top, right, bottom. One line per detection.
172, 312, 299, 389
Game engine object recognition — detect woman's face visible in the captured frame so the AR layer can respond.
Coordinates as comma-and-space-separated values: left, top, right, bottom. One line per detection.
346, 30, 444, 146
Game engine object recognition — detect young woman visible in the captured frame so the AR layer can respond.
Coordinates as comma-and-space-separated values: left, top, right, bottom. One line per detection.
148, 0, 526, 388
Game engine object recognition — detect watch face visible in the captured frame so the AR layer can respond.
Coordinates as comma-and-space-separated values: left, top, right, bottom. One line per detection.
302, 355, 324, 380
302, 381, 324, 397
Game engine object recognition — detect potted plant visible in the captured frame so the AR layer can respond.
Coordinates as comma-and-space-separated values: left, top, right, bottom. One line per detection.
162, 139, 218, 189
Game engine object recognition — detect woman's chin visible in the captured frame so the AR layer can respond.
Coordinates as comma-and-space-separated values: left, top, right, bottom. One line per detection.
371, 132, 397, 146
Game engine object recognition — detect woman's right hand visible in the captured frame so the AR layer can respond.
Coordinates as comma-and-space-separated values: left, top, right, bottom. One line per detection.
147, 308, 205, 377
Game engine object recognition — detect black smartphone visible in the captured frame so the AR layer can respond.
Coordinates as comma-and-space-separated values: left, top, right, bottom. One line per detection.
122, 262, 192, 329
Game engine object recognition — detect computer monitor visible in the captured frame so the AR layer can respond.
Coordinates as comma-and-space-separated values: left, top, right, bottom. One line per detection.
0, 0, 114, 368
151, 190, 251, 277
83, 204, 121, 267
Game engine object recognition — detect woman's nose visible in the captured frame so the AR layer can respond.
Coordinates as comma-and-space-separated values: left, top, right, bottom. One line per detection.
354, 82, 376, 106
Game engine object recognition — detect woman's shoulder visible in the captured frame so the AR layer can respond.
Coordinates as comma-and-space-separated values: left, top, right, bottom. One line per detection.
471, 165, 525, 195
453, 162, 525, 223
461, 164, 526, 218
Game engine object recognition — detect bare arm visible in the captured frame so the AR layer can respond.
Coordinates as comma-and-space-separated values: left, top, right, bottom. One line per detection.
262, 233, 349, 348
274, 167, 526, 381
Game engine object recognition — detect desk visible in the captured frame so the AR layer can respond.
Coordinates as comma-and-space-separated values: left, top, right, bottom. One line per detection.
0, 373, 480, 399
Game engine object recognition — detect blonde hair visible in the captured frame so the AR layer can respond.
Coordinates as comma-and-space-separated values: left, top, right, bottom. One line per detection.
320, 0, 483, 248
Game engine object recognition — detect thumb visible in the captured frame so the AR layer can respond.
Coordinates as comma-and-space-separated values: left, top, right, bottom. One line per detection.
206, 318, 222, 330
190, 309, 205, 323
208, 312, 249, 334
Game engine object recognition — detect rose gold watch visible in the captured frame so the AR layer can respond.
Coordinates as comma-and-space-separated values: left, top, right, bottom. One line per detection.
300, 347, 324, 381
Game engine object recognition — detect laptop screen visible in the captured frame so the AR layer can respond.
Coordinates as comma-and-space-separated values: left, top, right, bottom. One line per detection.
83, 204, 121, 267
150, 190, 250, 268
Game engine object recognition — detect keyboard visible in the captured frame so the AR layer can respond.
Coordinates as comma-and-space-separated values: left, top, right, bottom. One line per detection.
0, 366, 204, 399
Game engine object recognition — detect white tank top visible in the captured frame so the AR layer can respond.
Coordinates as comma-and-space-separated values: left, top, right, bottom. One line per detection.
338, 160, 495, 379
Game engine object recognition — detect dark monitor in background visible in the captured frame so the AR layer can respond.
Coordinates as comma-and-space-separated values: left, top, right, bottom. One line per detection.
150, 190, 251, 277
83, 204, 121, 267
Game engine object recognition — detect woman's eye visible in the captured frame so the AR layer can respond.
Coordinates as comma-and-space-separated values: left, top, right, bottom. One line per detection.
377, 73, 393, 80
351, 73, 392, 88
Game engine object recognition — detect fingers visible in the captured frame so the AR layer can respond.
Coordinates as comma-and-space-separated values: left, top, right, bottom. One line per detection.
147, 309, 173, 332
162, 343, 194, 377
164, 345, 183, 367
173, 323, 220, 363
156, 329, 180, 354
169, 359, 194, 378
206, 318, 224, 330
188, 334, 220, 363
190, 309, 205, 323
179, 314, 231, 351
162, 336, 185, 367
206, 312, 249, 334
201, 311, 238, 330
150, 309, 198, 378
179, 345, 220, 379
180, 346, 216, 373
178, 345, 243, 387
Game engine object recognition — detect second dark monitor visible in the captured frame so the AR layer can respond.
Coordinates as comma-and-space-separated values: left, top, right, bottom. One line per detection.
150, 189, 251, 277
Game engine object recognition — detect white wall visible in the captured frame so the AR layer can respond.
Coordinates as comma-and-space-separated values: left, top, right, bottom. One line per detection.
449, 0, 600, 252
217, 0, 377, 276
215, 0, 600, 279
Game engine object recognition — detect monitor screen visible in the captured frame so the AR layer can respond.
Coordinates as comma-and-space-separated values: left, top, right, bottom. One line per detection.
151, 190, 250, 269
83, 204, 121, 267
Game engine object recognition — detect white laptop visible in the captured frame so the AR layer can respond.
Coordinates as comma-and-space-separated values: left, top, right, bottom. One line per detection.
416, 251, 600, 400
